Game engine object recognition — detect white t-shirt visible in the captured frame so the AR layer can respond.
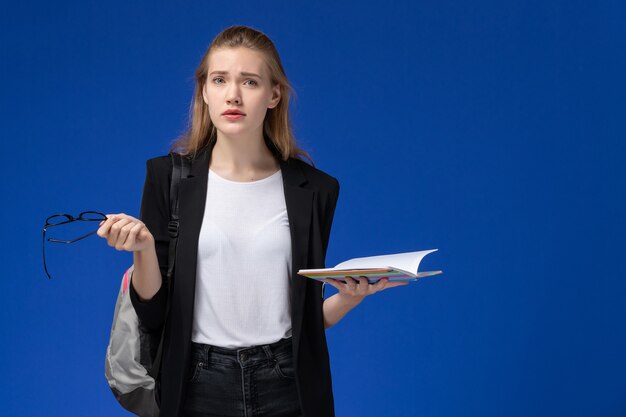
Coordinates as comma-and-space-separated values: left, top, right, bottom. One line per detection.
191, 168, 292, 348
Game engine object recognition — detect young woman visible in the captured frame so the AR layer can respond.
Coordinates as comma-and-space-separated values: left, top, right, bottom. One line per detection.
97, 25, 406, 417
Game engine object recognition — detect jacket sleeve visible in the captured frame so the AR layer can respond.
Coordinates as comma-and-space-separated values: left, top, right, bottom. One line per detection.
129, 156, 172, 333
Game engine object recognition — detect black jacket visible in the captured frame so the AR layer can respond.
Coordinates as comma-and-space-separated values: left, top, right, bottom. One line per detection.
130, 141, 340, 416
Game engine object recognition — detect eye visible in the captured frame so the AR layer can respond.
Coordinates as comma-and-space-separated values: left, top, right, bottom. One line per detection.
212, 77, 225, 84
244, 79, 258, 86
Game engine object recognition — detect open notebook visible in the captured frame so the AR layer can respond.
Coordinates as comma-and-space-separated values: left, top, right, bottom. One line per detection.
298, 249, 443, 283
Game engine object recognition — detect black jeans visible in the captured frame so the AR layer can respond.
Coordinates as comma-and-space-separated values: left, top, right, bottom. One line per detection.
182, 337, 302, 417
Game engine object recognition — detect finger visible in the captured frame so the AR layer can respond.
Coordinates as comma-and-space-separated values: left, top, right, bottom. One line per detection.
372, 277, 388, 292
383, 280, 411, 289
108, 217, 132, 248
343, 276, 357, 292
116, 221, 137, 250
97, 214, 118, 237
105, 216, 126, 245
98, 213, 114, 227
321, 279, 343, 291
137, 228, 151, 241
122, 222, 144, 251
98, 214, 127, 241
356, 276, 370, 295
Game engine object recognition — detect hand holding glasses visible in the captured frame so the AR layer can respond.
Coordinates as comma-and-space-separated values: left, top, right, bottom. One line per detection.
42, 211, 153, 279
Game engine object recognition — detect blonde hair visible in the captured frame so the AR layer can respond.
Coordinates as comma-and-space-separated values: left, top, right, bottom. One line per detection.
171, 25, 313, 165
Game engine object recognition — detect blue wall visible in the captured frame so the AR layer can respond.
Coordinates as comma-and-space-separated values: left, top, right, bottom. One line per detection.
1, 1, 624, 416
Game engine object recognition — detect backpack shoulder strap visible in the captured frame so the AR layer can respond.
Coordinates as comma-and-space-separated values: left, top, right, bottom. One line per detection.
166, 152, 190, 280
148, 152, 190, 380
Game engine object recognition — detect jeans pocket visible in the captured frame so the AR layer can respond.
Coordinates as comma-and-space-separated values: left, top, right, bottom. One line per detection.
273, 352, 296, 380
188, 360, 204, 383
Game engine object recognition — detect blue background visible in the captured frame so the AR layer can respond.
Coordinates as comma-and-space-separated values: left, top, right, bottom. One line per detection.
1, 1, 625, 416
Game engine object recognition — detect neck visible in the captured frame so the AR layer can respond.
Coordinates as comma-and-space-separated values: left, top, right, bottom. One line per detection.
211, 131, 278, 173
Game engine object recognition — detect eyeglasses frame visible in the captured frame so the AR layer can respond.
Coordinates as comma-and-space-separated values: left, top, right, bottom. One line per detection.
42, 211, 108, 279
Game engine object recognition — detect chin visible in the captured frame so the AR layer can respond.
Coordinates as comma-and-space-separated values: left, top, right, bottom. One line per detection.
216, 126, 251, 138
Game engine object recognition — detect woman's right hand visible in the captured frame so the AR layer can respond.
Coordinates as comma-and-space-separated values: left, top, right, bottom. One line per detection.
96, 213, 154, 253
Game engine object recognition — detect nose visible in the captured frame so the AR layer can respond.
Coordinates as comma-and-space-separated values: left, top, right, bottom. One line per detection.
227, 95, 241, 105
226, 84, 241, 105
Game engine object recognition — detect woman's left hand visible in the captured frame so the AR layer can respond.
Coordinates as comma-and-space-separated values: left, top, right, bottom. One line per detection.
321, 276, 409, 306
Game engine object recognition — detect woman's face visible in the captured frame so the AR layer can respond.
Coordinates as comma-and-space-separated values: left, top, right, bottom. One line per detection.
203, 47, 281, 140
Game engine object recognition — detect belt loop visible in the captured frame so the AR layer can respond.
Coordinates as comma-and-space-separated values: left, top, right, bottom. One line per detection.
204, 344, 212, 365
262, 344, 273, 361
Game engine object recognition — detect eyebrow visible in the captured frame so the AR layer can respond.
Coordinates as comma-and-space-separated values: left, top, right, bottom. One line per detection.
209, 71, 262, 78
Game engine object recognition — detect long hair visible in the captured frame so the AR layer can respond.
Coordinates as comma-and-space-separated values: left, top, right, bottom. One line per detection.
171, 25, 313, 165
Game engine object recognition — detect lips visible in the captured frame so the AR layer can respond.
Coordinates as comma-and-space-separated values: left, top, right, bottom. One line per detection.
222, 109, 245, 115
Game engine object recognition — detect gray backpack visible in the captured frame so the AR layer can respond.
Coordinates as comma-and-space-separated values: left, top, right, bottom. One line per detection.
105, 153, 189, 416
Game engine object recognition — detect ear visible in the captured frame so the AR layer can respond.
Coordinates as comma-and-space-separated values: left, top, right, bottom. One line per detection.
202, 83, 209, 106
268, 84, 281, 109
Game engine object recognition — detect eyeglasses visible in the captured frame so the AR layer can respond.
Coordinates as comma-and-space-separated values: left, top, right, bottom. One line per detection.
42, 211, 108, 279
